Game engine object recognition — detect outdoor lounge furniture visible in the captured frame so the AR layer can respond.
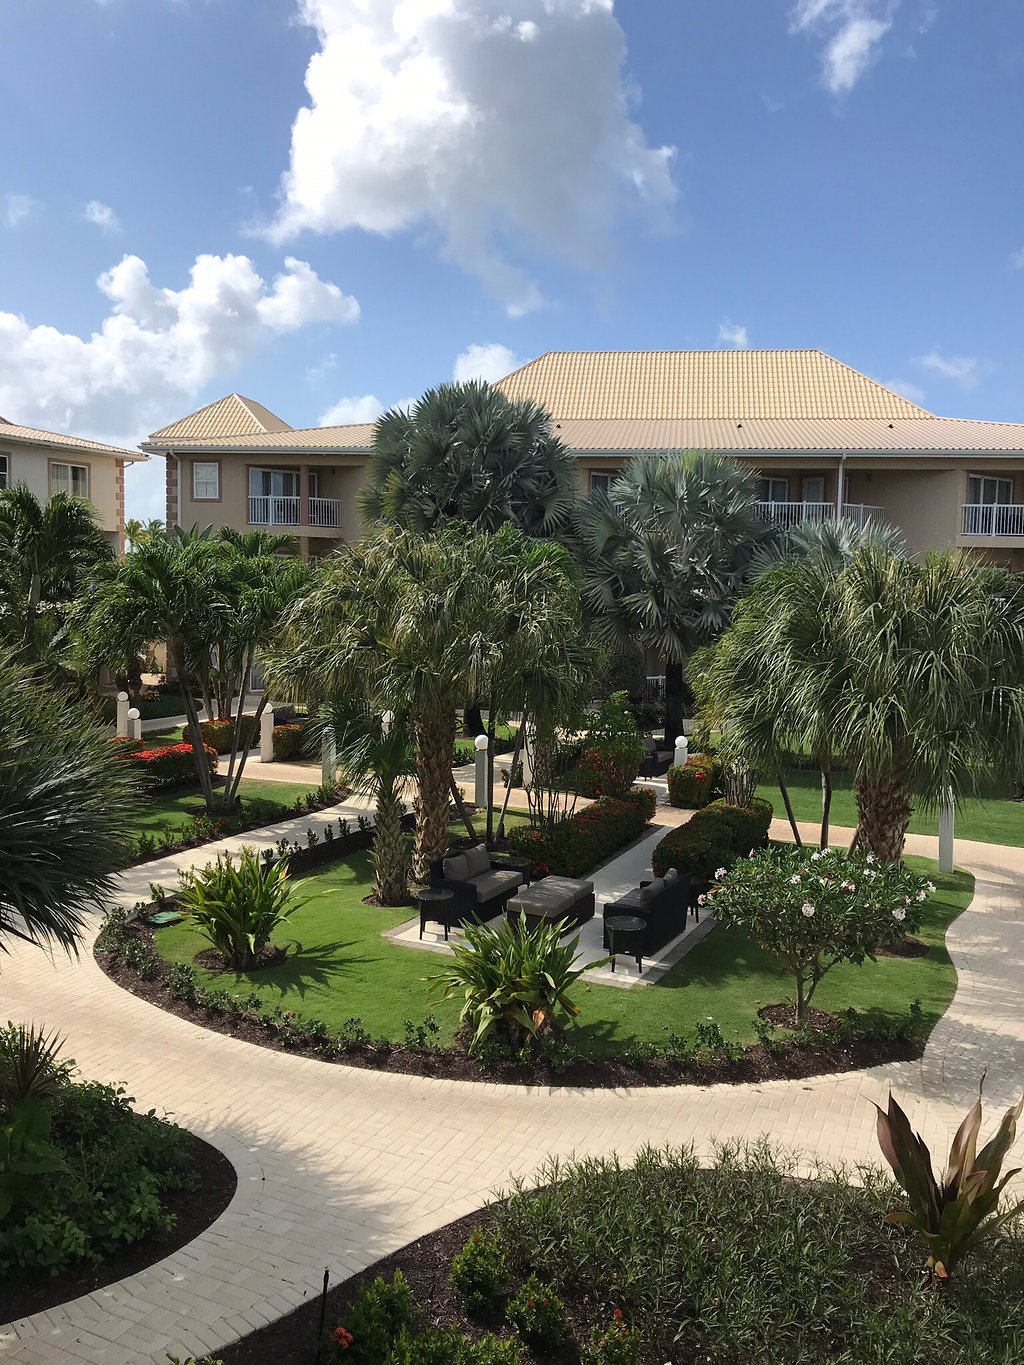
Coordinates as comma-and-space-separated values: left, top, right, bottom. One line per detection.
428, 844, 530, 924
638, 736, 672, 778
417, 887, 455, 940
506, 875, 595, 932
602, 868, 694, 957
604, 913, 647, 973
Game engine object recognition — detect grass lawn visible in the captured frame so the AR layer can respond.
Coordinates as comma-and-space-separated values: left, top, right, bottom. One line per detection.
153, 849, 969, 1053
100, 690, 198, 721
130, 778, 321, 841
759, 767, 1024, 847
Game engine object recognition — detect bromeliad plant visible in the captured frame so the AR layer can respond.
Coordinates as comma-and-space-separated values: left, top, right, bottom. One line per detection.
430, 914, 598, 1056
177, 847, 305, 971
875, 1086, 1024, 1279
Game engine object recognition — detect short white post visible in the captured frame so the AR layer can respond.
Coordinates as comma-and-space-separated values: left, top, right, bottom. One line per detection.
127, 707, 142, 742
260, 706, 275, 763
474, 734, 489, 809
115, 690, 130, 737
521, 722, 535, 787
939, 786, 955, 874
382, 709, 394, 735
674, 735, 688, 769
321, 726, 336, 784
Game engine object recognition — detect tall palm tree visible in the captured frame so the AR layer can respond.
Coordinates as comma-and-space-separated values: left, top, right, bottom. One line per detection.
0, 650, 135, 956
124, 517, 166, 551
575, 452, 769, 743
359, 381, 576, 539
329, 708, 415, 905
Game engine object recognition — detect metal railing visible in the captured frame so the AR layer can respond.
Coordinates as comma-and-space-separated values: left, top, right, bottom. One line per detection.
308, 496, 342, 529
248, 495, 300, 526
841, 502, 884, 529
756, 501, 884, 530
961, 503, 1024, 537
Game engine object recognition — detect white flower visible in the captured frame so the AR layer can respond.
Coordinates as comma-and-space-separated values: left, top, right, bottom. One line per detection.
810, 851, 822, 861
892, 908, 906, 922
801, 903, 815, 918
715, 867, 727, 879
789, 874, 802, 885
925, 881, 936, 894
866, 853, 876, 864
916, 889, 926, 901
842, 881, 856, 892
697, 894, 707, 905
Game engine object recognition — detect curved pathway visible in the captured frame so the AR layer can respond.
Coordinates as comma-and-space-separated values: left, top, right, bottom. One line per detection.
2, 815, 1023, 1363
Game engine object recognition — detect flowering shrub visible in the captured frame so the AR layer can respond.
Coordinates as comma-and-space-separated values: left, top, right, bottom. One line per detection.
505, 1273, 570, 1350
272, 721, 308, 761
507, 788, 656, 878
582, 1309, 641, 1364
331, 1271, 413, 1362
667, 754, 721, 808
577, 692, 644, 798
709, 845, 932, 1023
112, 738, 218, 787
180, 717, 258, 755
652, 797, 772, 880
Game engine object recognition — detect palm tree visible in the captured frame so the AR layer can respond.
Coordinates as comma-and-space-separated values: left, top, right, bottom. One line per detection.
0, 484, 113, 667
575, 452, 769, 743
329, 708, 415, 905
359, 381, 576, 539
0, 650, 135, 956
124, 517, 166, 551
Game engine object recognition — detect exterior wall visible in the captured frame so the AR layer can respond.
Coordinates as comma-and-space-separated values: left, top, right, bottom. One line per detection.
859, 467, 960, 554
0, 440, 124, 534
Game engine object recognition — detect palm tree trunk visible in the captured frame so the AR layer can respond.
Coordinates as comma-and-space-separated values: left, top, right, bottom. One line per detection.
413, 706, 456, 880
173, 642, 216, 811
449, 772, 477, 840
854, 778, 913, 863
464, 699, 484, 738
777, 773, 802, 846
663, 660, 686, 748
820, 765, 832, 849
372, 788, 409, 905
496, 725, 526, 840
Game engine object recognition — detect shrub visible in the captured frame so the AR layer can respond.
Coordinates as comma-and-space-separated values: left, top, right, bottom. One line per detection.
0, 1023, 72, 1109
177, 847, 303, 970
577, 692, 645, 798
333, 1271, 413, 1363
505, 1273, 569, 1350
507, 788, 656, 878
115, 738, 218, 787
703, 797, 773, 851
449, 1226, 509, 1313
181, 717, 258, 755
667, 754, 720, 808
582, 1309, 641, 1365
709, 846, 931, 1023
651, 796, 772, 880
272, 721, 308, 761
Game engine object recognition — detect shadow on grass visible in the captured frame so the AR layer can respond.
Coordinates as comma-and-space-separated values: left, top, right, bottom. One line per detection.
214, 938, 374, 1001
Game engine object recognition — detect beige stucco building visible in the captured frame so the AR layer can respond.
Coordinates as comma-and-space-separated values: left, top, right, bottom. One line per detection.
0, 416, 143, 550
143, 350, 1024, 565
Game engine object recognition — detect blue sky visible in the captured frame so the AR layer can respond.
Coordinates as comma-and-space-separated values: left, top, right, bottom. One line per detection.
1, 0, 1022, 520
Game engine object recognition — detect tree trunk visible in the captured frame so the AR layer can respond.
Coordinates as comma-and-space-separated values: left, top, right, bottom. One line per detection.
663, 660, 686, 748
854, 778, 913, 863
485, 716, 496, 844
449, 772, 477, 840
496, 725, 526, 840
413, 706, 456, 880
777, 774, 802, 847
820, 765, 832, 850
173, 641, 217, 812
464, 699, 484, 738
372, 789, 410, 905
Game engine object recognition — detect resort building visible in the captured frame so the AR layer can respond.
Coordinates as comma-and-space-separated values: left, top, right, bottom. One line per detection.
143, 349, 1024, 564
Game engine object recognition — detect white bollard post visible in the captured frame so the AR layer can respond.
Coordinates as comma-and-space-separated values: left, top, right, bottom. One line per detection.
382, 710, 394, 735
321, 727, 336, 785
474, 734, 489, 809
521, 722, 534, 788
939, 787, 955, 874
260, 706, 275, 763
127, 707, 142, 742
115, 690, 130, 737
674, 735, 688, 769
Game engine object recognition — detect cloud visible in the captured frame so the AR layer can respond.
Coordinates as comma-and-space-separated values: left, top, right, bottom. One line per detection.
3, 193, 37, 228
319, 394, 385, 425
452, 342, 520, 383
790, 1, 894, 94
881, 375, 926, 403
83, 200, 122, 233
1012, 246, 1024, 269
918, 351, 981, 389
717, 320, 749, 349
265, 0, 677, 315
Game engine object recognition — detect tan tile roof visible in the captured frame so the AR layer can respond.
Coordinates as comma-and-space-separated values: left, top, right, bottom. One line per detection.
142, 422, 376, 454
149, 393, 292, 443
496, 349, 932, 420
556, 416, 1024, 454
0, 417, 142, 459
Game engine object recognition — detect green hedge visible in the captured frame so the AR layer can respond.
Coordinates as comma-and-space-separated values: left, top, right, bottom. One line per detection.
272, 721, 309, 761
652, 796, 772, 880
507, 788, 657, 878
667, 755, 721, 809
181, 717, 259, 755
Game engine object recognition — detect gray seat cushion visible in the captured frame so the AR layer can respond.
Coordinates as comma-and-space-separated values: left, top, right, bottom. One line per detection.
443, 853, 469, 881
508, 875, 593, 918
638, 877, 665, 901
464, 844, 491, 878
471, 868, 524, 902
663, 867, 679, 884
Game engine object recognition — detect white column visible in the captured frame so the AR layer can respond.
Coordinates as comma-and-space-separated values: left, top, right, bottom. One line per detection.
260, 707, 275, 763
521, 722, 535, 787
115, 690, 130, 737
382, 710, 394, 735
939, 787, 955, 874
321, 726, 336, 784
474, 734, 489, 809
674, 735, 688, 769
127, 707, 142, 742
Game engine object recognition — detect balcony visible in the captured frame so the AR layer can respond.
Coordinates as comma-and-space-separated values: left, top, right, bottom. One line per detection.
756, 501, 884, 531
248, 495, 342, 529
961, 503, 1024, 538
309, 496, 343, 529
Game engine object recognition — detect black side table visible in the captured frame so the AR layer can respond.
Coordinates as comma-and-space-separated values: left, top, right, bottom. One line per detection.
605, 913, 647, 974
418, 888, 455, 941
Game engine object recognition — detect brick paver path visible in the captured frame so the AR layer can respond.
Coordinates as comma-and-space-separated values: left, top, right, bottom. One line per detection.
2, 813, 1023, 1362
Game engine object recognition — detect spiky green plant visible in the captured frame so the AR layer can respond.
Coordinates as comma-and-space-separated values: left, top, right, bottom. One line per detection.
0, 1024, 70, 1111
178, 847, 305, 971
874, 1086, 1024, 1278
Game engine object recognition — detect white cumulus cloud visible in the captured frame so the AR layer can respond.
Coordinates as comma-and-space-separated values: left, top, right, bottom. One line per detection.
717, 321, 749, 349
881, 375, 926, 403
4, 193, 37, 228
790, 1, 894, 94
452, 342, 520, 383
319, 394, 386, 425
919, 351, 981, 389
83, 200, 122, 233
265, 0, 678, 315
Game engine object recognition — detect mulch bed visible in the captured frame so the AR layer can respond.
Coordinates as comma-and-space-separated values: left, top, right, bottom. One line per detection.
878, 936, 930, 959
758, 1003, 840, 1031
1, 1129, 236, 1323
196, 944, 288, 973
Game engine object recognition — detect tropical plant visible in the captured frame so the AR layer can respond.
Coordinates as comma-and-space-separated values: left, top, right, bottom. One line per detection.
177, 848, 303, 970
0, 1098, 65, 1219
359, 380, 576, 538
449, 1226, 509, 1314
577, 691, 644, 798
0, 650, 135, 957
430, 913, 597, 1055
0, 1024, 70, 1110
505, 1273, 570, 1350
709, 845, 931, 1023
329, 707, 415, 904
875, 1086, 1024, 1279
575, 452, 768, 744
124, 516, 166, 550
583, 1309, 641, 1365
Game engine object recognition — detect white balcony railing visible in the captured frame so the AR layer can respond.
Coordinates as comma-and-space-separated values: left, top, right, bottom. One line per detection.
962, 503, 1024, 537
248, 495, 300, 526
841, 502, 885, 530
308, 496, 343, 529
756, 500, 834, 529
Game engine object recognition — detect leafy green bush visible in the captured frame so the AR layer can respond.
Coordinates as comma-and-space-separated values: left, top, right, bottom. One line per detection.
505, 1273, 569, 1350
703, 797, 773, 851
577, 692, 645, 798
182, 717, 258, 754
177, 847, 303, 970
449, 1226, 509, 1313
0, 1098, 65, 1220
582, 1309, 641, 1364
272, 720, 309, 761
114, 738, 218, 787
332, 1271, 413, 1363
0, 1023, 71, 1109
651, 796, 772, 880
666, 754, 720, 808
507, 788, 656, 878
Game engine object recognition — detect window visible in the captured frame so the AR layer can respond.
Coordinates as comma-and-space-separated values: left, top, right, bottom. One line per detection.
590, 472, 613, 496
802, 476, 825, 504
968, 475, 1013, 505
308, 471, 320, 498
50, 462, 89, 498
192, 461, 220, 500
758, 477, 788, 504
0, 454, 7, 490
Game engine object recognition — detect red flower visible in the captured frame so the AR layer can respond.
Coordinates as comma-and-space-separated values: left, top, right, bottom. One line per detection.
333, 1326, 353, 1349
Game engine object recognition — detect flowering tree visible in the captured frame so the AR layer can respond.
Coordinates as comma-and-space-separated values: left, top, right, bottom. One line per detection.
709, 845, 933, 1024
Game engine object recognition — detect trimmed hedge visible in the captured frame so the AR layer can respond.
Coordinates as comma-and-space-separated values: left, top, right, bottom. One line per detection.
182, 717, 258, 755
507, 788, 657, 878
576, 744, 642, 799
652, 796, 772, 881
113, 738, 218, 787
273, 721, 309, 761
667, 755, 721, 809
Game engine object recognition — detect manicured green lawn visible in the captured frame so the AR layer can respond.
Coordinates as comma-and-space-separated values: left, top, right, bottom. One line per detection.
758, 767, 1024, 847
100, 690, 198, 721
153, 850, 969, 1053
130, 778, 321, 841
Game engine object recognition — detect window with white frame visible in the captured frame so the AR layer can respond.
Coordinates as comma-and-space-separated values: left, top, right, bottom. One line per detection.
50, 462, 89, 498
968, 474, 1013, 505
192, 461, 220, 500
758, 477, 789, 503
0, 453, 8, 490
590, 472, 613, 496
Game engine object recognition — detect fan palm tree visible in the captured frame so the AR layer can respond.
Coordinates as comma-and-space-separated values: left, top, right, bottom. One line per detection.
0, 650, 135, 956
575, 452, 769, 743
328, 708, 415, 905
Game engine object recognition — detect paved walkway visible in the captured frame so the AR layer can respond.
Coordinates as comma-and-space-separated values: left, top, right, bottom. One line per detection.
2, 814, 1023, 1362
